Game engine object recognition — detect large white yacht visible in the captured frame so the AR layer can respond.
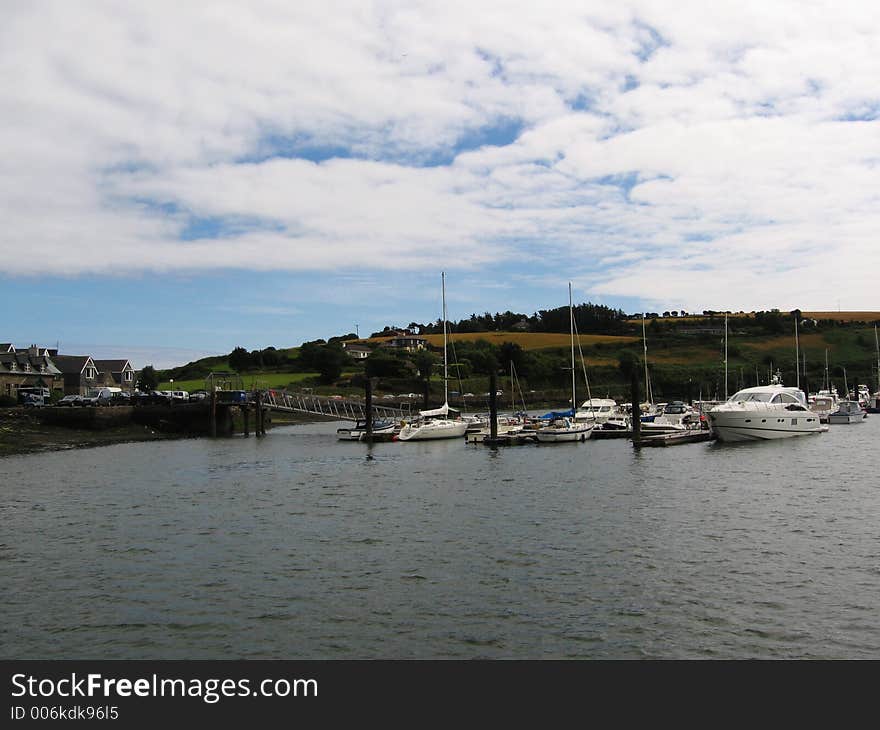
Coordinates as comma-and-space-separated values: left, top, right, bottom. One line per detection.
708, 376, 825, 442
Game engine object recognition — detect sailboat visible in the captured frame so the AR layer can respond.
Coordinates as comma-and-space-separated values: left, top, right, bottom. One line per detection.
397, 273, 468, 441
535, 284, 594, 443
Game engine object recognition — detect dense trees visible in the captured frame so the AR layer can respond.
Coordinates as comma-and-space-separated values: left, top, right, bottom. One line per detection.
137, 365, 159, 391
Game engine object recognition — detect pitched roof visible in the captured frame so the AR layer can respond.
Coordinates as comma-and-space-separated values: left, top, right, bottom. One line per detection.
93, 359, 132, 372
0, 343, 14, 353
0, 352, 61, 375
51, 355, 94, 374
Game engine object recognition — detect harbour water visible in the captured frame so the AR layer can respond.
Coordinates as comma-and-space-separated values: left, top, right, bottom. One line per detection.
2, 418, 879, 659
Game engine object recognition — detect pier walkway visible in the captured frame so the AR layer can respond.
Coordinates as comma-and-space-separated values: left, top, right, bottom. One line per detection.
261, 390, 413, 421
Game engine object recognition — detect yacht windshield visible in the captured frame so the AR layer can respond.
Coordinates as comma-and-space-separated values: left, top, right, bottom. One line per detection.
730, 391, 772, 402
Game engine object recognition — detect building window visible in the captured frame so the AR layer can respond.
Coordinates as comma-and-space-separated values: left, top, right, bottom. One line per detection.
124, 370, 133, 381
85, 367, 96, 379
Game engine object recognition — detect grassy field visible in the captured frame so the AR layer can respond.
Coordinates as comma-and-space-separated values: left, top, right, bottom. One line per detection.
803, 311, 880, 322
364, 332, 638, 350
159, 372, 325, 392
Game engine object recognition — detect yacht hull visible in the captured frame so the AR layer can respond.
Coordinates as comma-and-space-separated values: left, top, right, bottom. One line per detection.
397, 420, 468, 441
535, 425, 593, 442
710, 413, 824, 442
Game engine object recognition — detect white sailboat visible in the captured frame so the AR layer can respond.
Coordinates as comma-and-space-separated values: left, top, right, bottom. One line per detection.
535, 284, 594, 443
397, 273, 468, 442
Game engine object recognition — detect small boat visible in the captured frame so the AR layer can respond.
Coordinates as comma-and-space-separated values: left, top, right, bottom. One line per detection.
337, 419, 396, 441
639, 401, 704, 434
535, 283, 593, 444
534, 416, 594, 443
808, 390, 838, 423
827, 400, 866, 424
574, 397, 628, 428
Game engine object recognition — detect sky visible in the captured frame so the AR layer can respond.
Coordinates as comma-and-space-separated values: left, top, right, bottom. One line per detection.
2, 1, 879, 368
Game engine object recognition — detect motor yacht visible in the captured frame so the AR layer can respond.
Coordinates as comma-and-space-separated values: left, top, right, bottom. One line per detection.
574, 398, 628, 428
707, 377, 825, 442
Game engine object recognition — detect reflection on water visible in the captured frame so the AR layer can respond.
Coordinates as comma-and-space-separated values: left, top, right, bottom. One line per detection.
2, 418, 879, 659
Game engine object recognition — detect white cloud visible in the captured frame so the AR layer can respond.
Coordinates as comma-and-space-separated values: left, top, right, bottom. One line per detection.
2, 0, 880, 312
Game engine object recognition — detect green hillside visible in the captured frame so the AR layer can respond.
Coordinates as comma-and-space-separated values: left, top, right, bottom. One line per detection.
154, 313, 880, 402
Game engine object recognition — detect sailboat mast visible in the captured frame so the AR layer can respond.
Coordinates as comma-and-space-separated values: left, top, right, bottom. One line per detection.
442, 272, 448, 405
642, 314, 649, 405
569, 283, 576, 412
794, 315, 800, 389
724, 313, 728, 400
825, 348, 829, 391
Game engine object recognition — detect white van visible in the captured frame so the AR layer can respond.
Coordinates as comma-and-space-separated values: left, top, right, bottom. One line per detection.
81, 387, 121, 406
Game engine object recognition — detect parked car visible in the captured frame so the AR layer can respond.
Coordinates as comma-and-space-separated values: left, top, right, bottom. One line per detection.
170, 390, 189, 401
110, 391, 131, 405
189, 390, 208, 401
58, 394, 82, 407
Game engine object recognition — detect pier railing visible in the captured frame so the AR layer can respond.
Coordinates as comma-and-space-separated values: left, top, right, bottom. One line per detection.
261, 390, 413, 421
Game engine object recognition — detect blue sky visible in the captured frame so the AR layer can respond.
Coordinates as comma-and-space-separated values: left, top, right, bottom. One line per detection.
2, 2, 879, 368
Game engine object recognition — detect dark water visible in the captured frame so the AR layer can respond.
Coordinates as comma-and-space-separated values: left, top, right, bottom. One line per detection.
2, 418, 879, 659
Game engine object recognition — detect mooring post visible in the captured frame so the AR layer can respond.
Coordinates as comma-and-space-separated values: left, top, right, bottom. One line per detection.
255, 391, 263, 436
489, 371, 498, 440
243, 404, 250, 437
631, 370, 641, 445
210, 391, 217, 438
364, 378, 373, 444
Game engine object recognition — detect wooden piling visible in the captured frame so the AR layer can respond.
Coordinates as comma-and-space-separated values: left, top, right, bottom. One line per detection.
243, 404, 250, 437
210, 391, 217, 438
631, 371, 641, 445
489, 371, 498, 440
364, 378, 373, 444
255, 391, 263, 436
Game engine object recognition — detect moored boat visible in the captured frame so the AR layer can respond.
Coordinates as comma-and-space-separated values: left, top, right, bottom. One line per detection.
708, 375, 825, 442
827, 400, 866, 424
337, 418, 396, 441
396, 273, 468, 442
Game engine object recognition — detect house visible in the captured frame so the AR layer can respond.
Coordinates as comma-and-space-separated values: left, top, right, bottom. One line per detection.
384, 336, 427, 352
52, 355, 101, 395
341, 343, 372, 360
0, 345, 63, 398
93, 359, 137, 391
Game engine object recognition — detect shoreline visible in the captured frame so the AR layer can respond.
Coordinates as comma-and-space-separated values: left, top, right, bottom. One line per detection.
0, 408, 325, 458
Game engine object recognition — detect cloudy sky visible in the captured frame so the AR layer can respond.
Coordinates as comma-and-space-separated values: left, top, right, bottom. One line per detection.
2, 1, 878, 367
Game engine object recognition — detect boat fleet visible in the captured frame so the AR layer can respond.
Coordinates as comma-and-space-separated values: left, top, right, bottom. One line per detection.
337, 275, 876, 445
